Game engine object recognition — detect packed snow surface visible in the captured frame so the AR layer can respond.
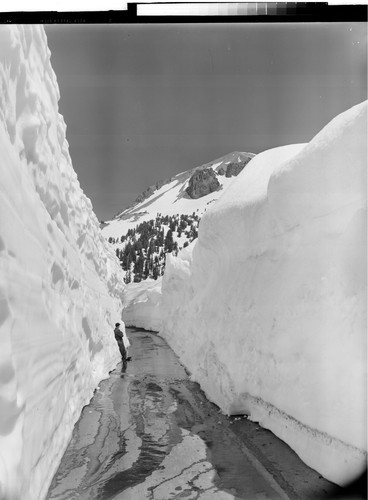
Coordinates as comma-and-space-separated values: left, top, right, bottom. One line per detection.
0, 26, 125, 500
158, 102, 367, 486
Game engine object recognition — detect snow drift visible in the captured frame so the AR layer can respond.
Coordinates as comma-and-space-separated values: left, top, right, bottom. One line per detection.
122, 279, 162, 332
0, 26, 125, 500
160, 101, 367, 486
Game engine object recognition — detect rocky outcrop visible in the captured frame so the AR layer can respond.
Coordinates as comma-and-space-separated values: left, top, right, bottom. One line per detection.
132, 178, 173, 206
112, 152, 256, 219
218, 158, 252, 177
185, 168, 220, 199
134, 186, 155, 205
225, 159, 251, 177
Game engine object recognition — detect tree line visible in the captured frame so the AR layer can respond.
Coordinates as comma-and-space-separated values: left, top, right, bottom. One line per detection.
108, 213, 200, 283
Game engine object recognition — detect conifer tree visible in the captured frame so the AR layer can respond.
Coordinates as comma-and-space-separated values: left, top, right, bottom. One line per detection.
152, 265, 159, 280
125, 270, 132, 284
165, 229, 174, 252
143, 259, 150, 280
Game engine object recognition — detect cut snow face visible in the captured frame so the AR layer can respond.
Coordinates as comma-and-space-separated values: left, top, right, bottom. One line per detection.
158, 101, 367, 486
0, 25, 125, 500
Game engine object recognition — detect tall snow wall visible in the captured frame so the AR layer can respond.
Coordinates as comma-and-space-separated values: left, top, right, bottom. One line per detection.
161, 101, 367, 486
0, 26, 125, 499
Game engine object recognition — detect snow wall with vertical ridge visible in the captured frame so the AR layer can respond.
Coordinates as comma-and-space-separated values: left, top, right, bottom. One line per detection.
0, 25, 125, 499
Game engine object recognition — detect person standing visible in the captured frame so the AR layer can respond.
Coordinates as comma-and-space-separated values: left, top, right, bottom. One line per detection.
114, 323, 130, 361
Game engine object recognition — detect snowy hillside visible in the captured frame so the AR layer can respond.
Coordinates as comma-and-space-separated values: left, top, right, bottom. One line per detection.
0, 26, 125, 500
110, 213, 200, 283
102, 151, 254, 239
102, 152, 254, 283
124, 101, 367, 485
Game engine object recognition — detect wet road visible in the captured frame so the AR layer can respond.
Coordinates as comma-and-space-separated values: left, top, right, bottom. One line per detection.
47, 328, 337, 500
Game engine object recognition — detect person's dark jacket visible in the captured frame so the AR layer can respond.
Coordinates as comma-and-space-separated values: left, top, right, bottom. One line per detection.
114, 327, 124, 342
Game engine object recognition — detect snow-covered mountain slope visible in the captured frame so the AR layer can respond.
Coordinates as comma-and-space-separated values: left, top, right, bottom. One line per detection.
0, 26, 125, 500
102, 151, 254, 239
125, 101, 367, 486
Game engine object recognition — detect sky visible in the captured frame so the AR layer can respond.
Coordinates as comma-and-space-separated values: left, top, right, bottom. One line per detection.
45, 22, 367, 221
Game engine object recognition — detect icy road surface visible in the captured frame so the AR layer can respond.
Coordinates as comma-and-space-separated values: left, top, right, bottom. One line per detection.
47, 328, 338, 500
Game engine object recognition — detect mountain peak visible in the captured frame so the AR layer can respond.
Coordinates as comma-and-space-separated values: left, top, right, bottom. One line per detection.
119, 151, 254, 214
102, 150, 255, 238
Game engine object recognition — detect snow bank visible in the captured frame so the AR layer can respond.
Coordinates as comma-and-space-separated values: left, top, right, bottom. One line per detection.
122, 279, 162, 332
161, 101, 367, 486
0, 26, 125, 499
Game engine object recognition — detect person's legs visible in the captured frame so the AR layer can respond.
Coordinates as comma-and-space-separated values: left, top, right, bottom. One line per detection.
118, 341, 127, 361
